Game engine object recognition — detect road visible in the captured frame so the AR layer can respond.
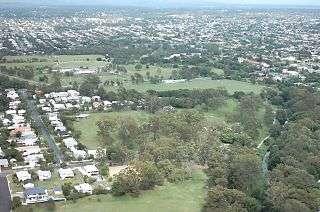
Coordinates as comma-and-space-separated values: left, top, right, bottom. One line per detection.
20, 91, 64, 163
0, 173, 11, 212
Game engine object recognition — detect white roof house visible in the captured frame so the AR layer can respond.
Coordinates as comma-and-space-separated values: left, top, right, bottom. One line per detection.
53, 104, 66, 111
81, 96, 91, 103
58, 168, 74, 180
71, 147, 87, 159
103, 100, 112, 107
37, 170, 52, 181
24, 187, 49, 204
16, 146, 41, 157
67, 90, 80, 97
23, 183, 35, 189
5, 110, 17, 115
74, 183, 93, 194
7, 91, 19, 100
82, 165, 99, 177
0, 159, 9, 168
24, 154, 44, 164
16, 170, 31, 182
63, 137, 78, 149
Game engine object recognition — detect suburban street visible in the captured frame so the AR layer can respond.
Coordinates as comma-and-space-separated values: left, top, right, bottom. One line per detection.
0, 173, 11, 212
20, 91, 64, 163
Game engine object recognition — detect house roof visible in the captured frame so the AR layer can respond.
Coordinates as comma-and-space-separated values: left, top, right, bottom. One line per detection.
0, 159, 8, 166
24, 187, 46, 196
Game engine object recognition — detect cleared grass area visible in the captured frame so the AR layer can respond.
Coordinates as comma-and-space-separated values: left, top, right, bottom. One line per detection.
32, 169, 207, 212
73, 111, 150, 149
204, 99, 238, 122
124, 79, 264, 94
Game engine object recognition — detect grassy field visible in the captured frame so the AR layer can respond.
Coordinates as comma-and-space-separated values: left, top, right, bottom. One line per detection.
124, 79, 264, 94
204, 99, 238, 122
1, 55, 106, 68
73, 111, 150, 149
32, 169, 207, 212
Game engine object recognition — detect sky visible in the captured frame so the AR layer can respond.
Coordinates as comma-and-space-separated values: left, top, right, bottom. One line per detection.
0, 0, 320, 7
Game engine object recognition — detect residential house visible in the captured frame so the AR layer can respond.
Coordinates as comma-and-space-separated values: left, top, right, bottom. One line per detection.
24, 187, 49, 204
37, 170, 52, 181
16, 170, 31, 182
58, 168, 74, 180
82, 165, 99, 177
74, 183, 93, 194
0, 159, 9, 169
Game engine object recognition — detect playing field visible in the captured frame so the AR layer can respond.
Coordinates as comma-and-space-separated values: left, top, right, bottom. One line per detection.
31, 169, 207, 212
73, 111, 150, 149
125, 79, 264, 94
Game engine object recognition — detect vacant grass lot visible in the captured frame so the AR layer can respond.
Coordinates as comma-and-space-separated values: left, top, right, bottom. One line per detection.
32, 169, 207, 212
73, 111, 150, 149
125, 79, 264, 94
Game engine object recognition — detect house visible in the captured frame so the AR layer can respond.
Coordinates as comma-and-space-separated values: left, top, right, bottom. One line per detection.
0, 159, 9, 169
5, 109, 16, 115
57, 130, 69, 138
16, 146, 41, 157
74, 183, 93, 194
92, 96, 101, 102
53, 187, 63, 195
103, 100, 112, 108
58, 168, 74, 180
24, 154, 44, 165
7, 91, 19, 100
82, 165, 99, 177
24, 187, 49, 204
16, 170, 31, 182
63, 137, 78, 149
17, 131, 38, 146
71, 147, 87, 159
37, 170, 52, 181
23, 183, 35, 189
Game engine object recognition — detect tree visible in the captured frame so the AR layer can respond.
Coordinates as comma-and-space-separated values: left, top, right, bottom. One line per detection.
11, 196, 22, 210
135, 64, 143, 70
136, 161, 164, 190
112, 167, 141, 197
203, 186, 247, 212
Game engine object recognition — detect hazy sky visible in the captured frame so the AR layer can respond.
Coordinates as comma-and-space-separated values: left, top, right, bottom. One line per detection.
1, 0, 320, 6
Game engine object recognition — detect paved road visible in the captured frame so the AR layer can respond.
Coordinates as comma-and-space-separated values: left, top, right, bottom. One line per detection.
0, 173, 11, 212
20, 91, 64, 163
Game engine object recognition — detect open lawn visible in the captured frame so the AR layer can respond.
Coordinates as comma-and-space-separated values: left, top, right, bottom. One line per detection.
73, 111, 150, 149
204, 99, 238, 122
124, 79, 264, 94
32, 168, 207, 212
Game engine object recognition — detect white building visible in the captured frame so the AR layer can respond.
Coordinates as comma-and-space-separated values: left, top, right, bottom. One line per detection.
74, 183, 93, 194
82, 165, 99, 177
37, 170, 52, 181
16, 170, 31, 182
58, 168, 74, 180
24, 187, 49, 204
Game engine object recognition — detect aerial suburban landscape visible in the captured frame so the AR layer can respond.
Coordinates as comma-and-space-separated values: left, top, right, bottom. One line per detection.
0, 0, 319, 211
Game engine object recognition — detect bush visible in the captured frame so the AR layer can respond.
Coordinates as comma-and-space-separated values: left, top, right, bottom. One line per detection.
11, 196, 22, 209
